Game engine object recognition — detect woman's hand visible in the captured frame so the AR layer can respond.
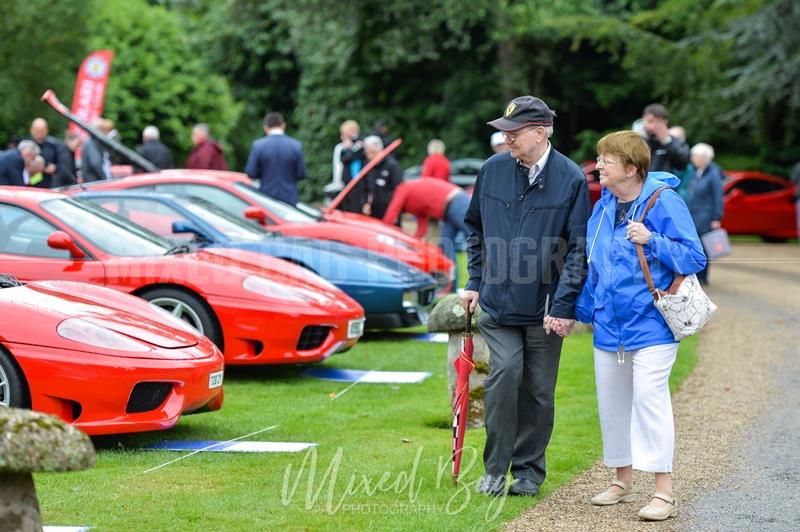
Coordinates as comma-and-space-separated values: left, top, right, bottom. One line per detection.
544, 316, 575, 338
626, 220, 652, 245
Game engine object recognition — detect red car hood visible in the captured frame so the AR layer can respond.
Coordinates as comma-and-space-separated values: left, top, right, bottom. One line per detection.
193, 248, 362, 311
0, 281, 206, 355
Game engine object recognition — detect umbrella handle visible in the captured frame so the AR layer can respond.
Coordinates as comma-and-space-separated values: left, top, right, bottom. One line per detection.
465, 308, 472, 334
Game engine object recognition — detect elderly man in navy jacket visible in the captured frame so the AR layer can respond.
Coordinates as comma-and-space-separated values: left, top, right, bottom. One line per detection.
245, 112, 307, 205
0, 140, 40, 186
462, 96, 590, 497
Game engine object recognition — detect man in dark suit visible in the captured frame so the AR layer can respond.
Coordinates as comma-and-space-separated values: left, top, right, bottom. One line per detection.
27, 118, 60, 183
52, 133, 83, 187
135, 125, 174, 172
81, 118, 113, 182
245, 112, 306, 205
0, 141, 40, 186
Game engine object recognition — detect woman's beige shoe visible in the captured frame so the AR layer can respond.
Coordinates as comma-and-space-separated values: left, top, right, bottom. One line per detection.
638, 493, 678, 521
590, 480, 635, 506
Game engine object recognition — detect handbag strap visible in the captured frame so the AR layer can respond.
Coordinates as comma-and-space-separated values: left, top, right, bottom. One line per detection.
634, 186, 670, 301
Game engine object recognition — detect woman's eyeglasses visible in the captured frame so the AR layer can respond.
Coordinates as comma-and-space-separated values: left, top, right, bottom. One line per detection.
596, 156, 622, 166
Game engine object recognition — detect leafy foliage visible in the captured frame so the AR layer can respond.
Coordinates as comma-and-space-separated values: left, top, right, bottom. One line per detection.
4, 0, 798, 192
87, 0, 241, 163
0, 0, 89, 145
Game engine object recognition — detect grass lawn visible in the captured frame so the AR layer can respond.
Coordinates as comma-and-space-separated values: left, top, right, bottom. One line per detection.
35, 254, 699, 530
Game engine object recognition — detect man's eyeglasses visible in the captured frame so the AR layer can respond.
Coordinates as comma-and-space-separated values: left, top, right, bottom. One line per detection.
596, 156, 622, 166
501, 126, 540, 143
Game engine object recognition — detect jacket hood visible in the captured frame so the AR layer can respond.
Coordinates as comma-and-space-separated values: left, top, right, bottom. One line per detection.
599, 171, 680, 211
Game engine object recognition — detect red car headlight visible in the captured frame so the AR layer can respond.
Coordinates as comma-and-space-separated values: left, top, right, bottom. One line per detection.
57, 318, 152, 352
242, 275, 311, 302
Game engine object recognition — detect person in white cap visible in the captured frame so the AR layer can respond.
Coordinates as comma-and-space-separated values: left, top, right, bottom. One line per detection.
490, 131, 509, 154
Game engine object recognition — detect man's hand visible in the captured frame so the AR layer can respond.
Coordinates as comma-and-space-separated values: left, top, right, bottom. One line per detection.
362, 203, 372, 215
45, 163, 56, 175
544, 316, 575, 338
461, 290, 479, 313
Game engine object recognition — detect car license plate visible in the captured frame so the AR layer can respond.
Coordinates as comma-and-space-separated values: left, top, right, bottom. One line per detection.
348, 318, 365, 339
208, 370, 224, 389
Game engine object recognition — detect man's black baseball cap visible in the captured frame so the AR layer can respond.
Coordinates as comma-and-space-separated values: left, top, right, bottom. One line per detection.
487, 95, 556, 131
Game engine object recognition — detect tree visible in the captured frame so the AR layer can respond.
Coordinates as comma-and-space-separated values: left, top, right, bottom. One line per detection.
87, 0, 241, 163
713, 0, 800, 164
0, 0, 89, 145
173, 0, 301, 167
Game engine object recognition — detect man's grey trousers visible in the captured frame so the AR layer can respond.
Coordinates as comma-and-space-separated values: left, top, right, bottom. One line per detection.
478, 312, 564, 485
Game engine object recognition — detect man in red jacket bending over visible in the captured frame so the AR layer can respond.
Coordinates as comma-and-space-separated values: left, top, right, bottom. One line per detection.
382, 177, 469, 291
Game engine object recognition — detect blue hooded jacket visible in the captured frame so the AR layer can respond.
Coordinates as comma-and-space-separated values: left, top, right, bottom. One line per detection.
575, 172, 706, 351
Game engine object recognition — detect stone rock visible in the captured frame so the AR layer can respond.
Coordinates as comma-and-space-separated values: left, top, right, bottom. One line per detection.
428, 294, 481, 332
0, 473, 42, 532
0, 408, 95, 530
0, 408, 95, 473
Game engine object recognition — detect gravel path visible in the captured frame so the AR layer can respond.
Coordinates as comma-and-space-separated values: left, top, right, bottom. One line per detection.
505, 243, 800, 531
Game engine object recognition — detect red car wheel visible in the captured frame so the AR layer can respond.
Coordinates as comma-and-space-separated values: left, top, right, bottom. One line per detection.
138, 288, 223, 348
0, 347, 30, 408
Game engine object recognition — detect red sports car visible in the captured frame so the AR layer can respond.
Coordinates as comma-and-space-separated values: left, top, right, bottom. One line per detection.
722, 171, 797, 241
74, 170, 456, 292
580, 160, 605, 206
0, 276, 224, 435
0, 187, 365, 366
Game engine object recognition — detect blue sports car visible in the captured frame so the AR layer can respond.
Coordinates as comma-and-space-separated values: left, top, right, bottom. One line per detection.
77, 192, 436, 328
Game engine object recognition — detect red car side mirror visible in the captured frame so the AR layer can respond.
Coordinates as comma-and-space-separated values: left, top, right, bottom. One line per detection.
47, 231, 86, 258
244, 206, 268, 225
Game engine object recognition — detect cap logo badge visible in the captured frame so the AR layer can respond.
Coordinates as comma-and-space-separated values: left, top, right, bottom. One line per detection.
504, 103, 517, 117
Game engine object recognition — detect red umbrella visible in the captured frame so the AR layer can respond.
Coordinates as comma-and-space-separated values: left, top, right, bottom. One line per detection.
452, 309, 474, 484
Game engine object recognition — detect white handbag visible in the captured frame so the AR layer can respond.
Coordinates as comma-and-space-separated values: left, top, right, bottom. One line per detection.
636, 188, 717, 340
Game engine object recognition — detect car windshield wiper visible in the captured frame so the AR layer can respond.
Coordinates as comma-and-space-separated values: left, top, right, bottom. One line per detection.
164, 244, 192, 255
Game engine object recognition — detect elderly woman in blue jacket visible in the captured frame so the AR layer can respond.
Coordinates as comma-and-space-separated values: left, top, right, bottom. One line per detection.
685, 143, 724, 284
575, 131, 706, 521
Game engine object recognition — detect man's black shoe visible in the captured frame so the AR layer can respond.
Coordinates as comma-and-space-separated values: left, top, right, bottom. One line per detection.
476, 474, 506, 496
508, 478, 540, 497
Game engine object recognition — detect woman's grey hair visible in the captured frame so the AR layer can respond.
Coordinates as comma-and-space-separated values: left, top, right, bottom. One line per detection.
363, 135, 384, 151
690, 142, 714, 160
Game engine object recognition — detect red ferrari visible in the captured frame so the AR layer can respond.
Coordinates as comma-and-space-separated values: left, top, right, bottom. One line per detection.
0, 276, 224, 435
581, 160, 605, 206
0, 187, 365, 366
722, 171, 797, 241
74, 170, 456, 292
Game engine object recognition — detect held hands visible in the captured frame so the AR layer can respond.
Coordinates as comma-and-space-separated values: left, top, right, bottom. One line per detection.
543, 316, 575, 338
626, 220, 652, 245
460, 290, 479, 313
